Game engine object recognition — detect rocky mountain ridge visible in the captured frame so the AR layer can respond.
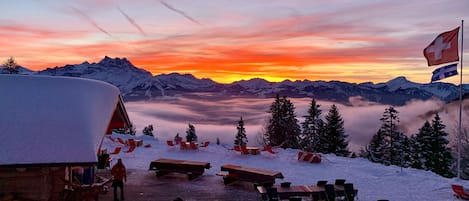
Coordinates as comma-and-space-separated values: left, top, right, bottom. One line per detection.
30, 56, 469, 105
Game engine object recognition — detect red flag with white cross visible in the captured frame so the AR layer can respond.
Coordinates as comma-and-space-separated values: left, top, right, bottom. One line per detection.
423, 27, 460, 66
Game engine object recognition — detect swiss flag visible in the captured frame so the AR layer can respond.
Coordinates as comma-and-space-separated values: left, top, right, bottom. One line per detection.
423, 27, 459, 66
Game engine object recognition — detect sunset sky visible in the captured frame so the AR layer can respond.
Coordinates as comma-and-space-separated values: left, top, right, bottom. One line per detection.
0, 0, 468, 84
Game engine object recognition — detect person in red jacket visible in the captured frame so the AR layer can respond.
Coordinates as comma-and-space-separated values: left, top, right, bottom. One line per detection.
111, 158, 127, 201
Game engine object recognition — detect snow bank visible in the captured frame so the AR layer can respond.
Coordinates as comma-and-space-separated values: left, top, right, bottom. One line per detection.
104, 134, 467, 201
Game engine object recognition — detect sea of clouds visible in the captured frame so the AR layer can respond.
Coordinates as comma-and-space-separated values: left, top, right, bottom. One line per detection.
125, 96, 468, 152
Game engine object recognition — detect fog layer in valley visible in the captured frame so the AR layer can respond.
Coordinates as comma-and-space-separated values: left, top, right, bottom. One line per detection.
125, 96, 468, 152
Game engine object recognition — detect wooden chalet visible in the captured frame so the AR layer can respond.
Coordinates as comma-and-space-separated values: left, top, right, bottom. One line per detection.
0, 75, 132, 201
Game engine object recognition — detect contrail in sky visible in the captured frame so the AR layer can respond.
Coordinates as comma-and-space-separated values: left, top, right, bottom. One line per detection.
159, 0, 202, 25
117, 6, 146, 36
70, 6, 112, 37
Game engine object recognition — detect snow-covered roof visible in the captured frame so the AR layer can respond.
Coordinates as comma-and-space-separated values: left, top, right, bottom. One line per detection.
0, 75, 126, 166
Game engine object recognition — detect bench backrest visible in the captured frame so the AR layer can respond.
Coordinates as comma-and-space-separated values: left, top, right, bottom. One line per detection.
125, 146, 136, 153
200, 141, 210, 147
262, 146, 277, 154
190, 142, 198, 150
167, 140, 175, 146
117, 138, 126, 145
452, 184, 469, 197
110, 147, 121, 155
107, 136, 116, 142
127, 139, 136, 146
241, 146, 249, 155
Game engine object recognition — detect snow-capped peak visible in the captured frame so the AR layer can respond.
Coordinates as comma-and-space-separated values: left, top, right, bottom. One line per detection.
38, 56, 154, 96
98, 56, 134, 68
155, 73, 218, 89
30, 57, 468, 104
377, 76, 420, 91
233, 78, 271, 89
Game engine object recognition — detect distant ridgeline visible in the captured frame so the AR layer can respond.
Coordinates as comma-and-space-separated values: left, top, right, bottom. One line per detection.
6, 56, 463, 106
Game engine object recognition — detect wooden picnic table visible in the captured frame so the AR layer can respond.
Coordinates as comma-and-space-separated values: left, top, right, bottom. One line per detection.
257, 185, 324, 200
246, 146, 260, 155
219, 164, 284, 186
134, 139, 143, 147
257, 184, 357, 201
149, 158, 211, 180
180, 142, 198, 150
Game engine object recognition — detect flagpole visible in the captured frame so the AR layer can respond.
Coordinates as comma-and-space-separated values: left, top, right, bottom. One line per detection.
458, 19, 464, 179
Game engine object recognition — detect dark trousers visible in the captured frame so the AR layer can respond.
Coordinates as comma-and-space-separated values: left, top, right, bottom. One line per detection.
112, 180, 124, 201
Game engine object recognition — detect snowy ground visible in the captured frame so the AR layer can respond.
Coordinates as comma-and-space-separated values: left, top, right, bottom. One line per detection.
103, 134, 468, 201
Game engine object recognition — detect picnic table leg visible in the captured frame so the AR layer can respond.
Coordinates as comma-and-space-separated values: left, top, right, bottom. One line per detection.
156, 170, 169, 178
223, 176, 237, 185
257, 190, 268, 201
260, 182, 274, 188
188, 173, 202, 180
312, 194, 320, 201
254, 183, 271, 201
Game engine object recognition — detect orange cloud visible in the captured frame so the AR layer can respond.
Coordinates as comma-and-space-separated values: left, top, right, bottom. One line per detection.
0, 11, 438, 84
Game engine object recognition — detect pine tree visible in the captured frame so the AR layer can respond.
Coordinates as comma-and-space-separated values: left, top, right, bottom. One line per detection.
410, 121, 433, 169
2, 57, 18, 74
323, 104, 350, 156
113, 121, 136, 135
234, 116, 248, 146
390, 131, 409, 167
427, 114, 454, 177
300, 98, 324, 152
366, 129, 387, 163
380, 107, 400, 164
410, 115, 454, 177
185, 123, 198, 142
281, 97, 301, 149
264, 95, 301, 149
366, 106, 406, 166
142, 124, 154, 136
265, 95, 283, 146
128, 123, 137, 135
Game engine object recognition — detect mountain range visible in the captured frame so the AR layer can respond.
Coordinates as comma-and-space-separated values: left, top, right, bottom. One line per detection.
14, 56, 467, 105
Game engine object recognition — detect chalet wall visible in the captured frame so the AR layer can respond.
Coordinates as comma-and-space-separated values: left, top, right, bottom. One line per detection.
0, 166, 67, 201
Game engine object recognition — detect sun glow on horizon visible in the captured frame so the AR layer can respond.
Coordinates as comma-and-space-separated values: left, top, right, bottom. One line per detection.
0, 0, 466, 85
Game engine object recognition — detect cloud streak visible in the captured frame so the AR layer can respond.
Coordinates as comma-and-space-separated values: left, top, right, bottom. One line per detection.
70, 6, 112, 37
117, 6, 146, 36
2, 20, 433, 84
3, 1, 467, 85
159, 0, 202, 25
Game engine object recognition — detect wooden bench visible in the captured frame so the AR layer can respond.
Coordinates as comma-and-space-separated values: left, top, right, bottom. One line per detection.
219, 164, 284, 186
149, 158, 211, 180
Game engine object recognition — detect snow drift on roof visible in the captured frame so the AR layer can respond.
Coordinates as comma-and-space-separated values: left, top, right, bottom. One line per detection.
0, 75, 121, 166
